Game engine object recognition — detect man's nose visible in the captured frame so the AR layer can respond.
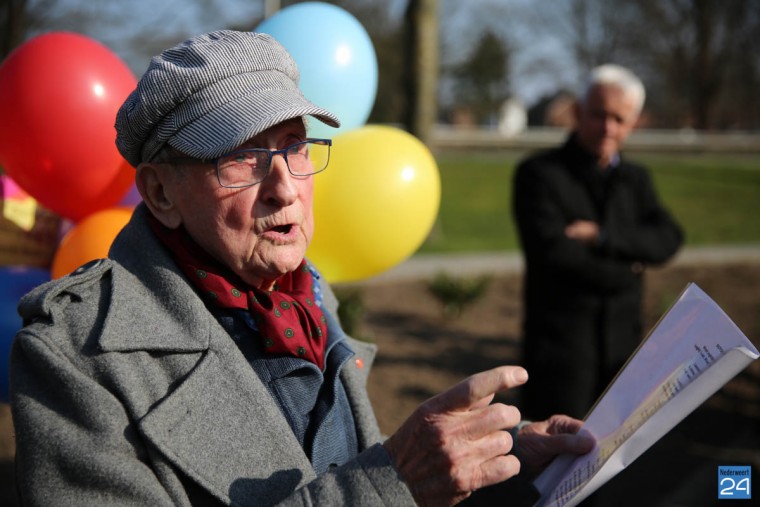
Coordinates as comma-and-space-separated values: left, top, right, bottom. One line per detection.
260, 153, 298, 205
603, 116, 618, 134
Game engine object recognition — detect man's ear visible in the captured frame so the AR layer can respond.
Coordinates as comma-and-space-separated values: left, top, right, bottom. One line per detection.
135, 163, 182, 229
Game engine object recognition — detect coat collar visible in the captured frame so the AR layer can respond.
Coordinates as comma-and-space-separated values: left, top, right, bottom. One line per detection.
98, 203, 213, 352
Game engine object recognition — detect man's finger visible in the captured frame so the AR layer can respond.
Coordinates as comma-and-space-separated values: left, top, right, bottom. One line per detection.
464, 403, 521, 441
543, 433, 596, 455
545, 414, 585, 435
470, 393, 496, 411
428, 366, 529, 412
475, 454, 521, 490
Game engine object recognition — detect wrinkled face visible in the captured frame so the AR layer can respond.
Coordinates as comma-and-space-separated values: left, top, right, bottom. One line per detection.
163, 118, 315, 290
575, 84, 639, 167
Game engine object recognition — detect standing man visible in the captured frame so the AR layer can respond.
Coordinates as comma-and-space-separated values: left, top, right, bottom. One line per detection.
513, 64, 683, 421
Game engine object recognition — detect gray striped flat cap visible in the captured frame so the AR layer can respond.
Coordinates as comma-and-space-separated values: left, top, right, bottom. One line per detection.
115, 30, 340, 167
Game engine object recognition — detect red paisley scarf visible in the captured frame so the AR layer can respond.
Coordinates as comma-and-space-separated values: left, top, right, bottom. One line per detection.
149, 217, 328, 369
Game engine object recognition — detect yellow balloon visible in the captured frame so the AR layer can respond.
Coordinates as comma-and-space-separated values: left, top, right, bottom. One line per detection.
307, 125, 440, 283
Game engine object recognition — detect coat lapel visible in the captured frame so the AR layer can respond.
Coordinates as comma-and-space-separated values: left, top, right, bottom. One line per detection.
137, 338, 316, 504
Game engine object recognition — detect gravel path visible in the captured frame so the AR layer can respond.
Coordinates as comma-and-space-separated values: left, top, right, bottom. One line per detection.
358, 243, 760, 284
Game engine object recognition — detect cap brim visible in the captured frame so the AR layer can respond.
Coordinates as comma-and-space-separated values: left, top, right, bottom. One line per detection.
168, 85, 340, 161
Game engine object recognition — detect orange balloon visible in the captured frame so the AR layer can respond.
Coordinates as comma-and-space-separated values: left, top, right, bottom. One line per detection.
51, 207, 133, 278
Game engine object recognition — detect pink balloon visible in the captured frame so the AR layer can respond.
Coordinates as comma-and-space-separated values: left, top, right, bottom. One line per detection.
0, 174, 28, 200
117, 182, 142, 207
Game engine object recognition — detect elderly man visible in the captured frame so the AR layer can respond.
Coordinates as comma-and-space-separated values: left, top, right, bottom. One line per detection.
513, 64, 683, 421
11, 31, 592, 506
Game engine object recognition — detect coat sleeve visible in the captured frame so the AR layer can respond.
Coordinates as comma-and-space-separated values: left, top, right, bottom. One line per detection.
281, 444, 415, 506
600, 166, 683, 264
513, 158, 639, 293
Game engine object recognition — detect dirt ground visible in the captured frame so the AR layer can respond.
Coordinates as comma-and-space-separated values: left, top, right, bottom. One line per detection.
357, 260, 760, 507
1, 259, 758, 506
358, 261, 760, 436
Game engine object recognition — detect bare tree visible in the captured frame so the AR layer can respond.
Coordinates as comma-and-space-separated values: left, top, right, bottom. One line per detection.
2, 0, 266, 76
403, 0, 439, 144
1, 0, 59, 60
1, 0, 25, 59
7, 0, 755, 131
625, 0, 759, 129
325, 0, 407, 127
564, 0, 632, 77
524, 0, 636, 86
537, 0, 759, 129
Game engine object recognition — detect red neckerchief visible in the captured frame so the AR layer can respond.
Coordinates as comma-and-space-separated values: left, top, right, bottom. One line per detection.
149, 216, 327, 369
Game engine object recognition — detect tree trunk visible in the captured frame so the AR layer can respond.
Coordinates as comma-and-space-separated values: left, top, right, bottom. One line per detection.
1, 0, 28, 60
403, 0, 438, 147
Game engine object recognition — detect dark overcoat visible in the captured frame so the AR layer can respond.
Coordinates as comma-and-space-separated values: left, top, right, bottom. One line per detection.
513, 134, 683, 419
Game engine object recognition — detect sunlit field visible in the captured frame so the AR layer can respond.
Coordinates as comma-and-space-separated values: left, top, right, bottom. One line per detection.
420, 151, 760, 253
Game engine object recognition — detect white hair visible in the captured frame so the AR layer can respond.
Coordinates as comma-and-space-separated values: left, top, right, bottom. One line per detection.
582, 64, 646, 116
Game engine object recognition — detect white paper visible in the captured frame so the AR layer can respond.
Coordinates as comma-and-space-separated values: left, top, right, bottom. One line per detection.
532, 283, 759, 507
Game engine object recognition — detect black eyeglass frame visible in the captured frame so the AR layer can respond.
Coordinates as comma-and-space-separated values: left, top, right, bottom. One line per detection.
167, 138, 332, 189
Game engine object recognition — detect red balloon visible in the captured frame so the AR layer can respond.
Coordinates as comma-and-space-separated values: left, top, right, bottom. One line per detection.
88, 159, 137, 211
0, 32, 136, 221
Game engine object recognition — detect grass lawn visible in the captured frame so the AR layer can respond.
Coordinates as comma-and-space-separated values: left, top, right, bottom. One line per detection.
419, 150, 760, 253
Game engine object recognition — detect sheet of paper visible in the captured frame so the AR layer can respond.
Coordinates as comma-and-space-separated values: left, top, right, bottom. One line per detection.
532, 283, 759, 507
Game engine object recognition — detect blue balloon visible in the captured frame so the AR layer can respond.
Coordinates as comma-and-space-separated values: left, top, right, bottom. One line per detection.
256, 2, 378, 139
0, 266, 50, 402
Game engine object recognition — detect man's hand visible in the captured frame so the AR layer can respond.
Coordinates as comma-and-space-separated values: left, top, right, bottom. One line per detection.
564, 220, 600, 245
515, 415, 595, 478
383, 366, 528, 507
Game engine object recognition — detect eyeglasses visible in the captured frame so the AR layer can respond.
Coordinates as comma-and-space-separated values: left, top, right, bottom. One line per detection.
169, 139, 332, 188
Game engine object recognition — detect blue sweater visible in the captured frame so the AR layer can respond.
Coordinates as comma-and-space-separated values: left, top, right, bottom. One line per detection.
211, 268, 359, 475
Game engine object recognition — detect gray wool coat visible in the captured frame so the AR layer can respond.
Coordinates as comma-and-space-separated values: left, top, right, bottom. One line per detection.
10, 204, 415, 506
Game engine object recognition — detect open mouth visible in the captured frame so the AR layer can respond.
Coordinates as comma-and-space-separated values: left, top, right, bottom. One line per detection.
271, 224, 293, 234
